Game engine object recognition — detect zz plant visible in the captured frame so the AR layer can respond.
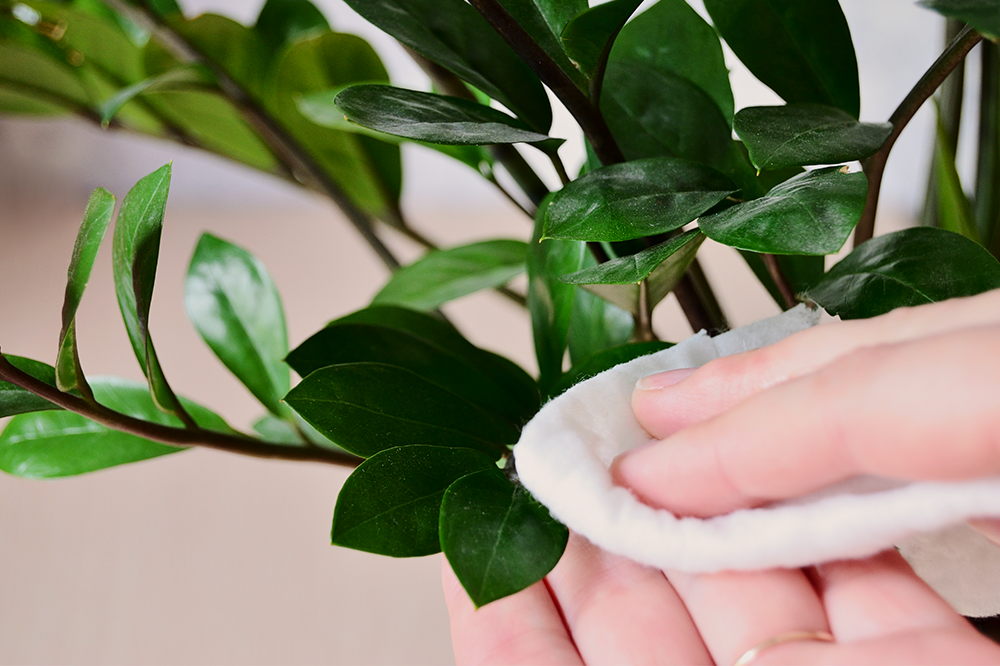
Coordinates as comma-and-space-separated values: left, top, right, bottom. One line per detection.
2, 0, 1000, 608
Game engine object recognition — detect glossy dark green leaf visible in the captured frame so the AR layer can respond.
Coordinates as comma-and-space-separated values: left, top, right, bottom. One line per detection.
561, 0, 643, 83
341, 0, 551, 132
807, 227, 1000, 319
99, 65, 213, 126
734, 104, 892, 171
529, 197, 587, 392
284, 363, 515, 459
111, 164, 190, 421
56, 187, 115, 395
919, 0, 1000, 40
741, 252, 825, 309
534, 0, 588, 36
0, 377, 231, 478
601, 60, 758, 196
569, 231, 705, 314
185, 233, 289, 416
255, 0, 330, 53
544, 157, 736, 241
566, 281, 633, 367
264, 31, 402, 218
334, 85, 551, 146
554, 340, 673, 396
321, 307, 540, 423
332, 445, 497, 557
932, 107, 979, 242
703, 0, 859, 117
440, 468, 568, 607
287, 321, 533, 429
372, 240, 527, 310
610, 0, 734, 122
0, 356, 61, 418
496, 0, 587, 90
699, 167, 867, 255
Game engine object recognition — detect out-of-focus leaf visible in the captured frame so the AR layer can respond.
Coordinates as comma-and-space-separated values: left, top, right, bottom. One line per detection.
111, 164, 189, 421
698, 167, 867, 255
372, 240, 527, 310
528, 197, 587, 392
185, 233, 289, 416
807, 227, 1000, 319
56, 187, 115, 395
932, 106, 979, 242
99, 65, 213, 126
561, 0, 643, 84
602, 59, 758, 196
0, 356, 61, 418
332, 445, 497, 557
0, 377, 231, 478
255, 0, 330, 53
734, 104, 892, 171
440, 468, 568, 607
166, 14, 270, 98
610, 0, 734, 122
703, 0, 859, 117
919, 0, 1000, 40
0, 41, 90, 110
554, 340, 674, 396
544, 157, 736, 241
341, 0, 551, 132
284, 363, 516, 459
334, 85, 551, 145
252, 415, 305, 445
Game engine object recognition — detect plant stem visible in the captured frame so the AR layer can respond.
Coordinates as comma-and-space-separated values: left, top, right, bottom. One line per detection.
675, 261, 728, 334
467, 0, 625, 165
762, 254, 798, 309
856, 25, 982, 247
975, 41, 1000, 255
0, 352, 361, 467
634, 281, 656, 342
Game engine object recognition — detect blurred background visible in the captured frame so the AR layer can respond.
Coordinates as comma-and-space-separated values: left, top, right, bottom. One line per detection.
0, 1, 980, 663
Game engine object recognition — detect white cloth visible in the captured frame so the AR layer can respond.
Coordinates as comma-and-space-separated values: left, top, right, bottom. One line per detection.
514, 306, 1000, 615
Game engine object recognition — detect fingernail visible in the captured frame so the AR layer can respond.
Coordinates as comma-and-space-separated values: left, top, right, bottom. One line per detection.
634, 366, 697, 391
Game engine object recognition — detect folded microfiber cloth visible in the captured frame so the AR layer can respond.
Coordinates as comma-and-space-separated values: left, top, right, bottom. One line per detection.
513, 305, 1000, 616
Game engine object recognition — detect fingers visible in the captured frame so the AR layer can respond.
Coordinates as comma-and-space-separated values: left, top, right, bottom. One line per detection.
616, 326, 1000, 517
633, 290, 1000, 440
665, 567, 828, 666
544, 533, 712, 665
442, 557, 583, 666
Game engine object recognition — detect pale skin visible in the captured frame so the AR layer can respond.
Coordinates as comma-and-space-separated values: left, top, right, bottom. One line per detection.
444, 289, 1000, 665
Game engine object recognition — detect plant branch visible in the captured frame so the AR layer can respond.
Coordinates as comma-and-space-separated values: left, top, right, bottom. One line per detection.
467, 0, 626, 166
762, 254, 798, 309
856, 25, 982, 247
0, 351, 361, 467
634, 281, 656, 342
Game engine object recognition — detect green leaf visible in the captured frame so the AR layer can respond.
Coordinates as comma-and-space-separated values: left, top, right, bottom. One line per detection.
440, 468, 568, 607
534, 0, 588, 36
286, 321, 535, 430
254, 0, 330, 54
321, 307, 540, 423
703, 0, 860, 117
0, 356, 62, 418
554, 341, 674, 396
340, 0, 552, 132
569, 231, 705, 315
185, 233, 290, 417
496, 0, 588, 90
919, 0, 1000, 41
284, 363, 516, 459
0, 377, 231, 478
334, 85, 552, 146
698, 167, 867, 255
528, 197, 587, 392
56, 187, 115, 395
332, 445, 498, 557
610, 0, 734, 122
264, 31, 402, 218
932, 105, 980, 242
807, 227, 1000, 319
99, 65, 213, 127
544, 157, 736, 242
734, 104, 892, 171
0, 40, 90, 111
372, 240, 527, 310
601, 60, 757, 196
252, 415, 305, 445
561, 0, 643, 84
567, 283, 633, 367
166, 14, 271, 98
111, 164, 189, 421
741, 252, 825, 309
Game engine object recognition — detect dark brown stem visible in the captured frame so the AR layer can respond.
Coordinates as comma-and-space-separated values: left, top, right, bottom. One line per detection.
634, 281, 656, 342
467, 0, 626, 166
0, 352, 361, 467
856, 26, 982, 247
674, 260, 728, 335
762, 254, 798, 309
